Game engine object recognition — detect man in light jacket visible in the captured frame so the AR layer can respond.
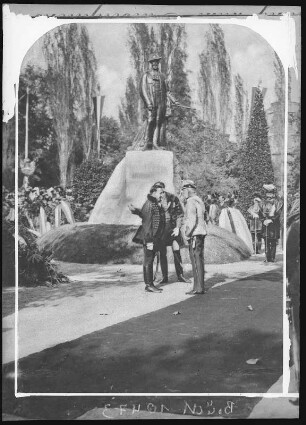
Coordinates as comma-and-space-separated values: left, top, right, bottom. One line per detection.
181, 180, 207, 295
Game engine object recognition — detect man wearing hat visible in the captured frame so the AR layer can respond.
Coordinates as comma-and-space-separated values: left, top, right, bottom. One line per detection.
181, 180, 207, 295
132, 182, 165, 292
140, 52, 179, 149
260, 184, 283, 262
247, 193, 263, 254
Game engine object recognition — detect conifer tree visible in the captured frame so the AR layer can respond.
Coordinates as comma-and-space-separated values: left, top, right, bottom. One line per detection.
238, 87, 275, 216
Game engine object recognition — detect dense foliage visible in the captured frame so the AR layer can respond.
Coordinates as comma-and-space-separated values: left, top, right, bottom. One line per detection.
71, 159, 113, 221
168, 117, 239, 197
238, 87, 275, 216
2, 187, 69, 287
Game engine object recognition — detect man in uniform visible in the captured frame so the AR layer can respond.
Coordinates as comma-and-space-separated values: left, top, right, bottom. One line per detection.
140, 53, 179, 149
260, 184, 283, 263
181, 180, 207, 295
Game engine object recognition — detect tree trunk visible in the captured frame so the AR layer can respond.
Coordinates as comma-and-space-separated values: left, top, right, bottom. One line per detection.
2, 121, 14, 171
59, 144, 69, 189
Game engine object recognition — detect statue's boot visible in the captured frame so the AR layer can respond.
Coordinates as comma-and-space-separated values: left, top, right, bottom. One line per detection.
153, 143, 165, 150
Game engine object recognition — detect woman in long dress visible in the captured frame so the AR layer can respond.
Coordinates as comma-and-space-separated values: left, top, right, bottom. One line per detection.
219, 198, 253, 253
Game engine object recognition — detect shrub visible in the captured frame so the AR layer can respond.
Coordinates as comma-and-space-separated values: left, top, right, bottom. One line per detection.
2, 186, 70, 287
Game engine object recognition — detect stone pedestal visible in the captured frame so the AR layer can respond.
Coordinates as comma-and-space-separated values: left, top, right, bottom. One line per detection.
88, 151, 175, 225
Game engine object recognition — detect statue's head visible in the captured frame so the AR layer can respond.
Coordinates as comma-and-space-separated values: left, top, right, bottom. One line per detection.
148, 53, 162, 71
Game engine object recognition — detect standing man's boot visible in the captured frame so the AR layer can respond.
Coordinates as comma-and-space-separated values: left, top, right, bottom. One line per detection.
158, 244, 168, 285
173, 250, 187, 282
144, 265, 162, 292
266, 240, 272, 262
270, 242, 277, 262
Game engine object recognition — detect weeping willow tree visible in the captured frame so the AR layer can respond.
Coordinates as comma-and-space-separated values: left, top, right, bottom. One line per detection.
199, 24, 232, 134
43, 24, 97, 187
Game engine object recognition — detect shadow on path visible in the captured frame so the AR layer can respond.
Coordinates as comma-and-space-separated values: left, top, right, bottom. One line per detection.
3, 271, 282, 419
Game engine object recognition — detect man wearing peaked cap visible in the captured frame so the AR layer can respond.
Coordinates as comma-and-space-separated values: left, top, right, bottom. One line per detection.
181, 180, 207, 295
260, 183, 283, 262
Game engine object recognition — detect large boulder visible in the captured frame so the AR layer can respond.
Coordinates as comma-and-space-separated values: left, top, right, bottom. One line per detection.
38, 223, 252, 265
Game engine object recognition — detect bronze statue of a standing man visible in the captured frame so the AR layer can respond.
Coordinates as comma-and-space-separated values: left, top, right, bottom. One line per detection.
140, 53, 179, 150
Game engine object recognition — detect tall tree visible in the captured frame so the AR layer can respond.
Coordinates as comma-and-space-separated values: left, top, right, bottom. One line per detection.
43, 24, 97, 188
159, 23, 192, 125
3, 65, 57, 189
199, 24, 232, 134
78, 26, 98, 160
268, 52, 286, 191
118, 76, 139, 131
238, 87, 275, 216
234, 73, 249, 145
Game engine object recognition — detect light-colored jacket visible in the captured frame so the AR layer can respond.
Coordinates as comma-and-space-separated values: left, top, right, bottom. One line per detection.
184, 195, 207, 238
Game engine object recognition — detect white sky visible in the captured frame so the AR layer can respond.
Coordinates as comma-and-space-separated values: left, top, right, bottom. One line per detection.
22, 22, 297, 120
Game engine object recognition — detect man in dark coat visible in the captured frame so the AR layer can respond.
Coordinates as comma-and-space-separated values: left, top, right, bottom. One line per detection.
130, 181, 188, 284
259, 184, 283, 262
132, 183, 165, 292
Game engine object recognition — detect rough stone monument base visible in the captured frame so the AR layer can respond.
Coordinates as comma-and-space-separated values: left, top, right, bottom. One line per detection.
38, 223, 252, 265
89, 151, 175, 226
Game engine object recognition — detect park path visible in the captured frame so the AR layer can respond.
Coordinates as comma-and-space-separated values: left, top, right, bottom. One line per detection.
3, 256, 280, 364
2, 253, 298, 419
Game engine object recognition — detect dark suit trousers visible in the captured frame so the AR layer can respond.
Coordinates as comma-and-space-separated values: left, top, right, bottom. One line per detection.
264, 238, 277, 262
159, 243, 183, 280
143, 245, 158, 286
189, 235, 205, 292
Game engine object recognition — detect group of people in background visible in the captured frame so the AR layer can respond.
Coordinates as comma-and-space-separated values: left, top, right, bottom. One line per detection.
247, 184, 283, 262
205, 185, 283, 262
130, 181, 283, 293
